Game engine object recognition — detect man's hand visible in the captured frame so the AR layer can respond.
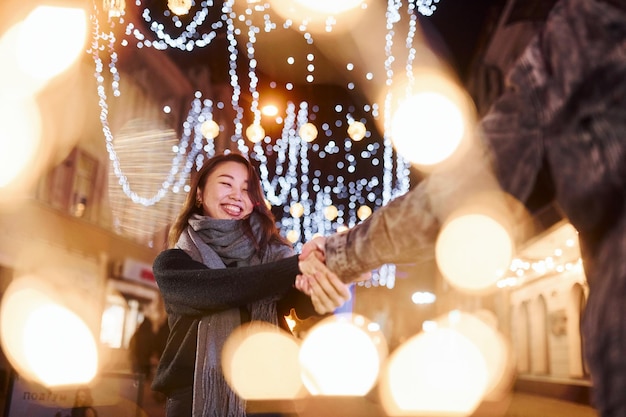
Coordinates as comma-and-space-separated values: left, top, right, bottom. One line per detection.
297, 245, 351, 314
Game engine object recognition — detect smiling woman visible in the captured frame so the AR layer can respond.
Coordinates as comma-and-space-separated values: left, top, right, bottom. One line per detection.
196, 160, 254, 220
151, 151, 352, 417
166, 152, 273, 248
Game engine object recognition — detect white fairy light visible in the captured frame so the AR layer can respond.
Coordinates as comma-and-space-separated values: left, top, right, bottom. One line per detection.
127, 0, 220, 50
242, 2, 263, 136
258, 102, 297, 206
414, 0, 441, 17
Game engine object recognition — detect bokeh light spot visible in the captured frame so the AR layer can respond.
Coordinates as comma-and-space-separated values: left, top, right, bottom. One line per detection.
246, 124, 265, 143
299, 314, 387, 396
379, 325, 488, 416
348, 121, 367, 141
323, 205, 338, 221
0, 96, 42, 189
299, 122, 318, 143
200, 120, 220, 139
436, 213, 514, 292
440, 310, 515, 401
1, 276, 98, 387
356, 205, 372, 220
222, 322, 306, 400
290, 202, 305, 218
18, 6, 88, 81
391, 91, 464, 166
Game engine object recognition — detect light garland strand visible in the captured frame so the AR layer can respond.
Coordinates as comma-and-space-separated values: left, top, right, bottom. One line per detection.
258, 102, 296, 206
243, 3, 262, 126
221, 0, 247, 151
128, 0, 221, 50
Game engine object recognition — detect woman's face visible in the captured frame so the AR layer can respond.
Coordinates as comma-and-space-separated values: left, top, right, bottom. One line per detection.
198, 161, 254, 220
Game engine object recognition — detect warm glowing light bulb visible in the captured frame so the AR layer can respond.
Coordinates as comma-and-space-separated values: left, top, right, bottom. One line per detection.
411, 291, 436, 305
436, 213, 514, 293
18, 6, 88, 81
324, 205, 338, 221
348, 121, 367, 141
299, 122, 318, 143
290, 202, 305, 218
200, 120, 220, 139
222, 322, 305, 400
357, 205, 372, 220
168, 0, 192, 15
261, 104, 279, 117
286, 230, 299, 243
299, 314, 387, 396
246, 124, 265, 143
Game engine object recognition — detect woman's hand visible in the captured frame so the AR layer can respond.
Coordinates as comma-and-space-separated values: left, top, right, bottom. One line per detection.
299, 236, 372, 284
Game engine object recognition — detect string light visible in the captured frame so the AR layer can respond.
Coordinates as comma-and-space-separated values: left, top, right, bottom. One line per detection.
497, 225, 584, 288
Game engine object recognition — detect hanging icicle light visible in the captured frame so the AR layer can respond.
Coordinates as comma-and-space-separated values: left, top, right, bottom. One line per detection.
348, 120, 366, 141
168, 0, 192, 16
246, 124, 265, 143
200, 120, 220, 139
299, 122, 318, 143
103, 0, 125, 19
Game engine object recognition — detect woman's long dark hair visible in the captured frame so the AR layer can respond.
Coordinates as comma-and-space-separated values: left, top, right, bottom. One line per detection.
167, 152, 289, 252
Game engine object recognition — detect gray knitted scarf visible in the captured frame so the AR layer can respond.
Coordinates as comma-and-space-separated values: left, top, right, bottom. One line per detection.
176, 213, 293, 417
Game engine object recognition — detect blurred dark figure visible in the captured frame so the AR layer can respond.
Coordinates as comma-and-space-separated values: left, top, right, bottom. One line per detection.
129, 296, 169, 380
70, 387, 97, 417
129, 296, 169, 411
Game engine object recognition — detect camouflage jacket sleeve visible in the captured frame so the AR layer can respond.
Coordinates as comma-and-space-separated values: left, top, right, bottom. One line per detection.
324, 180, 440, 282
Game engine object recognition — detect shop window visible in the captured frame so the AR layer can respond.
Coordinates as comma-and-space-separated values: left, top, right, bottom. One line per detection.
37, 147, 102, 222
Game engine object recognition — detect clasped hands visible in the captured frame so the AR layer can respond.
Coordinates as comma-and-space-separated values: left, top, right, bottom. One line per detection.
296, 237, 369, 315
